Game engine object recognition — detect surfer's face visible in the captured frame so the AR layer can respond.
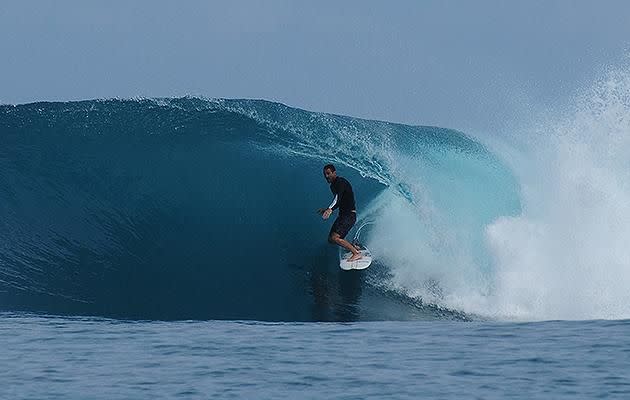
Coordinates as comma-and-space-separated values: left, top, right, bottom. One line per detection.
324, 168, 336, 183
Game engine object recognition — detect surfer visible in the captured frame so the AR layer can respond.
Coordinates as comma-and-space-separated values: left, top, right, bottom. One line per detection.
318, 164, 362, 261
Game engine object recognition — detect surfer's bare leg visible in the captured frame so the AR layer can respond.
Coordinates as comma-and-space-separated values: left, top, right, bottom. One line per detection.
329, 233, 362, 261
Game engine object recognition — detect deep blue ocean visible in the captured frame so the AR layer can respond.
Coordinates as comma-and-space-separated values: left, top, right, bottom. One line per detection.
2, 92, 630, 398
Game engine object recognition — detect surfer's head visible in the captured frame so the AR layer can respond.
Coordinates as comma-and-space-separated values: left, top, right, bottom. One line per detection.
323, 164, 337, 183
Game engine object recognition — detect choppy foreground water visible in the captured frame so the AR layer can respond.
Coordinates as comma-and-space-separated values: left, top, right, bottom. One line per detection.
2, 313, 630, 399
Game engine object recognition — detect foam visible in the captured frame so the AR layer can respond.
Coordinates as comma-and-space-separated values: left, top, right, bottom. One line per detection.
482, 64, 630, 320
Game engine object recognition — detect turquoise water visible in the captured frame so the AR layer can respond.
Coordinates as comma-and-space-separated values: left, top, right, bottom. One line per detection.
3, 90, 630, 398
2, 313, 629, 399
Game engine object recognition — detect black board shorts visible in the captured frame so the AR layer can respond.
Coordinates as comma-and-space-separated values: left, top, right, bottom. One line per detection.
330, 212, 357, 239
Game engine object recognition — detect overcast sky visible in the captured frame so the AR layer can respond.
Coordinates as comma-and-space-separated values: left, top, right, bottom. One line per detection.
1, 1, 629, 131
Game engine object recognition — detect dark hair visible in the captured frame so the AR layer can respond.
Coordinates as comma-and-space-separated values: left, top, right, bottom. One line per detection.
323, 163, 336, 172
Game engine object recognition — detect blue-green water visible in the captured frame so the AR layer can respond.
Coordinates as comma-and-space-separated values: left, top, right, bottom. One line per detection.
2, 313, 629, 399
3, 95, 630, 398
0, 98, 519, 321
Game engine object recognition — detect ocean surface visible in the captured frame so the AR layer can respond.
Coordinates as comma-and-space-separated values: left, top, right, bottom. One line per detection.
2, 66, 630, 398
3, 313, 630, 399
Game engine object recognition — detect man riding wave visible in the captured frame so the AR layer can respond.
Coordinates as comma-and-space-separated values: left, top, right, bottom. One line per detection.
318, 164, 362, 261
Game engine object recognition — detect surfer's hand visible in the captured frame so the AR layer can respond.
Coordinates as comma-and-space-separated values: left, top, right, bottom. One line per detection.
317, 208, 326, 215
322, 208, 333, 220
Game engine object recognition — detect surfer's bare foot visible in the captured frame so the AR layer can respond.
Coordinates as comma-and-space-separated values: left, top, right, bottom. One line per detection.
348, 253, 363, 262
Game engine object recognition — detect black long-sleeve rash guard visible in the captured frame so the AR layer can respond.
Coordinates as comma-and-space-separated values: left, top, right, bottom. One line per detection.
328, 176, 356, 215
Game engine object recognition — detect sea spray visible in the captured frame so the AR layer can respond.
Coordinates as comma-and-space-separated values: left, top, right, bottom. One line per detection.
485, 64, 630, 320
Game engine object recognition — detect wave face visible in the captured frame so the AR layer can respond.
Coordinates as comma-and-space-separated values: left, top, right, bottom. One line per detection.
0, 97, 520, 321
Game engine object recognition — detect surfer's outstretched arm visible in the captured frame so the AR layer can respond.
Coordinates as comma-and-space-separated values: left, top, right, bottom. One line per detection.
317, 195, 338, 219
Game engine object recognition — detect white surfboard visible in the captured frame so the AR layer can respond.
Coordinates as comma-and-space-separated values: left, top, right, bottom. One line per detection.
339, 244, 373, 270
